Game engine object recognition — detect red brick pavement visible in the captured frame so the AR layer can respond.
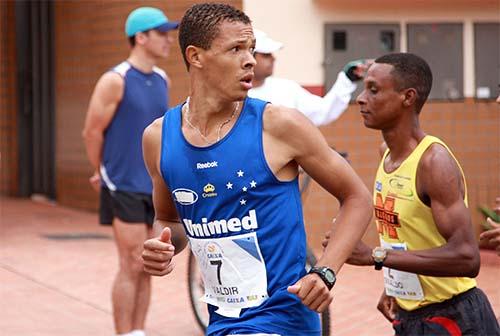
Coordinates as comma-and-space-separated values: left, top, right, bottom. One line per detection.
0, 197, 498, 335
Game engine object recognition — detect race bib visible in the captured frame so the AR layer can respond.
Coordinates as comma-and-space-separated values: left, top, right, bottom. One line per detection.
380, 240, 424, 300
190, 232, 269, 317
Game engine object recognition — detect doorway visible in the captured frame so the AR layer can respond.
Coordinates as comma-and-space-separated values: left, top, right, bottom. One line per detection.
15, 0, 55, 199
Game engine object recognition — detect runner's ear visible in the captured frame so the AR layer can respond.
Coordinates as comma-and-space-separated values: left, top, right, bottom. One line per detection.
186, 45, 203, 69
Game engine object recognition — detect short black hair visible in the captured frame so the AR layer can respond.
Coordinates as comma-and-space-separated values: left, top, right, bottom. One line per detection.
178, 3, 251, 69
127, 30, 151, 47
128, 36, 136, 47
375, 53, 433, 113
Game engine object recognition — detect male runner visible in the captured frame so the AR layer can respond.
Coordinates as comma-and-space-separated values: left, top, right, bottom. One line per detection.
141, 3, 372, 336
325, 53, 499, 335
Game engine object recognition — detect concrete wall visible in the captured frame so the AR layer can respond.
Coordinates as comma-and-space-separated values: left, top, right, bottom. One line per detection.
244, 0, 499, 96
243, 0, 499, 248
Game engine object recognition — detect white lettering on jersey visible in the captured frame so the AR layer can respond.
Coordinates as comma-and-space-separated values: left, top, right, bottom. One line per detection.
183, 209, 258, 237
197, 161, 218, 169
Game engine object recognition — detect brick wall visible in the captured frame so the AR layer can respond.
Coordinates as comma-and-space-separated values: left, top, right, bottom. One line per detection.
54, 0, 242, 210
0, 1, 19, 196
33, 0, 500, 247
304, 100, 500, 248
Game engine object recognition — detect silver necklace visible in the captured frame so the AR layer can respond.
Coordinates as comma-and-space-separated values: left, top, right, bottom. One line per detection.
183, 96, 239, 145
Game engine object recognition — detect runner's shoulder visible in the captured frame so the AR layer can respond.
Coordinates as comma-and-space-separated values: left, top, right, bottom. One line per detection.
262, 103, 313, 139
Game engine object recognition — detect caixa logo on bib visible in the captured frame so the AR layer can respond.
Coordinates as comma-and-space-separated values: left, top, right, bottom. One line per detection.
172, 188, 198, 205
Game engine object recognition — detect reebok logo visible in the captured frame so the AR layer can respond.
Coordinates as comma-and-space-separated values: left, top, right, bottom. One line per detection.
183, 209, 258, 237
197, 161, 218, 169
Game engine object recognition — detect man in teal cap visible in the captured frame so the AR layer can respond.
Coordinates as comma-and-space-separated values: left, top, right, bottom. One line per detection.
82, 6, 178, 336
125, 7, 179, 37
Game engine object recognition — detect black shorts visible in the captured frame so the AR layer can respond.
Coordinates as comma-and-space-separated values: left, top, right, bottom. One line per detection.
99, 187, 154, 226
393, 287, 500, 336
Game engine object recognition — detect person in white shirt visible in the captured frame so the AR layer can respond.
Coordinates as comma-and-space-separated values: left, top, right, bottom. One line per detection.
248, 29, 370, 126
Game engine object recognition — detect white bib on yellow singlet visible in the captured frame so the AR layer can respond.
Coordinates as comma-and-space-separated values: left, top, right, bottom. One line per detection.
381, 239, 424, 300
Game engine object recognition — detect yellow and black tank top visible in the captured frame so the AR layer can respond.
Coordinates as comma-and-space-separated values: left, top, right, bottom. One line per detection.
374, 135, 476, 311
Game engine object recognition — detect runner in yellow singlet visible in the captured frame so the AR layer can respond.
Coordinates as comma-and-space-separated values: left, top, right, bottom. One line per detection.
324, 53, 499, 335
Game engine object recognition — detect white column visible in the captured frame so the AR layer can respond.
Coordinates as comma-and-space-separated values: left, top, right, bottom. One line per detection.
463, 19, 475, 98
400, 20, 408, 53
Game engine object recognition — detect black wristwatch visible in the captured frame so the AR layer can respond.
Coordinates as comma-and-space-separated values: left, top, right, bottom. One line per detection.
308, 266, 336, 290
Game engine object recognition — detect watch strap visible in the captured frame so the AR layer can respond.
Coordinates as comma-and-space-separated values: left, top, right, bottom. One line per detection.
308, 266, 336, 290
372, 247, 387, 271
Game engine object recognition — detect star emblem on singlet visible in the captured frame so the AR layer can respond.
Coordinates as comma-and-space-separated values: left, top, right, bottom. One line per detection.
226, 169, 258, 207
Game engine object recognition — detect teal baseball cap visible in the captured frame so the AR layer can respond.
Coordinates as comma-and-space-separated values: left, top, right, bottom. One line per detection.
125, 7, 179, 37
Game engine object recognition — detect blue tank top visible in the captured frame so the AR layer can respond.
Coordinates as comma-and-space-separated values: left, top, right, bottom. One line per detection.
100, 61, 168, 194
160, 97, 320, 336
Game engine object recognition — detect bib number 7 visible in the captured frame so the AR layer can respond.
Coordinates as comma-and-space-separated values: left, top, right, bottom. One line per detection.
210, 259, 223, 285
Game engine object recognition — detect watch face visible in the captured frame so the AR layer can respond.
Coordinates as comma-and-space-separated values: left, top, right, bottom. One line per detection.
309, 266, 336, 288
372, 247, 387, 261
324, 269, 335, 282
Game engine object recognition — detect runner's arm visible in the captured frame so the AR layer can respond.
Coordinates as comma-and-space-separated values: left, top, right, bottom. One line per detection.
293, 71, 356, 127
377, 290, 397, 322
264, 105, 371, 312
142, 118, 188, 276
82, 72, 123, 171
294, 60, 371, 127
479, 219, 500, 255
264, 105, 372, 274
